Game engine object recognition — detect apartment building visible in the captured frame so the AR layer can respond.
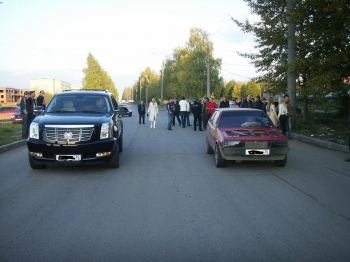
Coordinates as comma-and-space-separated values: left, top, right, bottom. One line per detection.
0, 87, 26, 103
29, 78, 72, 94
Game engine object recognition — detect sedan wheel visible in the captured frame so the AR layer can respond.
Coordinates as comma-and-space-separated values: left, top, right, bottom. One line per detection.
214, 144, 226, 168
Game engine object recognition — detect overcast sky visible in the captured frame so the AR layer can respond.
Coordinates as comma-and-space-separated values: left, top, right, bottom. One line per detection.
0, 0, 257, 94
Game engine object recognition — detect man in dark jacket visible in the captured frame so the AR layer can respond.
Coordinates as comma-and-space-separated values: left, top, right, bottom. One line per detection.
27, 91, 36, 129
137, 100, 146, 124
254, 95, 264, 110
219, 96, 230, 108
20, 91, 30, 139
173, 99, 181, 126
166, 98, 175, 130
240, 95, 254, 108
192, 99, 203, 131
201, 97, 209, 130
36, 90, 46, 108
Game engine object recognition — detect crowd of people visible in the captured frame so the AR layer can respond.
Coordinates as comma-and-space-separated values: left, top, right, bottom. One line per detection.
137, 94, 294, 138
19, 90, 46, 139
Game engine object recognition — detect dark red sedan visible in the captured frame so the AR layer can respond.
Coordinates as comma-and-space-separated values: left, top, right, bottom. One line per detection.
206, 108, 289, 167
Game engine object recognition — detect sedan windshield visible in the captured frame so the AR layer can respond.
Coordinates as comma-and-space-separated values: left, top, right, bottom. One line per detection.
219, 111, 273, 128
46, 95, 111, 114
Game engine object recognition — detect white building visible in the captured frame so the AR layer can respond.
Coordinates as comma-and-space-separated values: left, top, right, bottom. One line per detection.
30, 78, 72, 94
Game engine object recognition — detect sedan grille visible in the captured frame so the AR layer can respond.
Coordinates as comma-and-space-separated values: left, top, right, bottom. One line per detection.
245, 141, 268, 149
44, 125, 94, 144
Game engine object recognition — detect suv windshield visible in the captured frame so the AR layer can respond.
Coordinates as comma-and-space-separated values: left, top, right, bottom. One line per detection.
46, 94, 111, 114
219, 111, 273, 128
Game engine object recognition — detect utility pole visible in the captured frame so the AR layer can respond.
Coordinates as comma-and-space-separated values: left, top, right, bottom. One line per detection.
139, 77, 142, 102
287, 0, 296, 114
160, 62, 164, 106
145, 80, 149, 106
206, 61, 210, 98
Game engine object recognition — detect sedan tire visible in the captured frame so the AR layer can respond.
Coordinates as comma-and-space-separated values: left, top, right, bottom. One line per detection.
206, 139, 214, 154
214, 144, 226, 168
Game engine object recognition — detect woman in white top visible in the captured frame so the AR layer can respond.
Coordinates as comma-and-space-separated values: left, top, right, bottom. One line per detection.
147, 98, 159, 128
278, 97, 288, 135
266, 97, 278, 127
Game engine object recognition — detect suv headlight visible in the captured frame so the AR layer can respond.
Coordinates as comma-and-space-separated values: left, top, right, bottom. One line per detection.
100, 122, 111, 139
29, 122, 39, 139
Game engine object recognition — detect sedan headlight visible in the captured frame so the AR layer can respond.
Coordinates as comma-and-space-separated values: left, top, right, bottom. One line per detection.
100, 122, 111, 139
29, 122, 39, 139
224, 140, 241, 147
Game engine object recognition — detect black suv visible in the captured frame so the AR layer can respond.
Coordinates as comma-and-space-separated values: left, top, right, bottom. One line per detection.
27, 90, 123, 169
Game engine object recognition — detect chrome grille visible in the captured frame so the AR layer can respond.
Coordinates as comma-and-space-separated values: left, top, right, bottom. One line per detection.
44, 125, 94, 144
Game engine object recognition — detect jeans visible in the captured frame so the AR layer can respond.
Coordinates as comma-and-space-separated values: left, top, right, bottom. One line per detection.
139, 113, 145, 124
21, 114, 28, 139
193, 114, 202, 131
173, 112, 181, 126
180, 112, 186, 128
167, 113, 174, 130
279, 115, 288, 136
186, 112, 191, 126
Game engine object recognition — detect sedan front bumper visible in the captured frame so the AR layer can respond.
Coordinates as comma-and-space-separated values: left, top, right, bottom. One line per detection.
220, 146, 288, 161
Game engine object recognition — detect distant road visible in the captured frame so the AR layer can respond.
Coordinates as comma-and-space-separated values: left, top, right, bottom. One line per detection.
1, 105, 350, 261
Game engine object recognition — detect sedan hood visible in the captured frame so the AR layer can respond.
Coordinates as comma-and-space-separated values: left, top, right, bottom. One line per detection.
34, 113, 112, 126
219, 127, 286, 140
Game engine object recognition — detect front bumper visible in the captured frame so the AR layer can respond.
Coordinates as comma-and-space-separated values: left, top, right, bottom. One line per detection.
220, 146, 289, 161
27, 138, 118, 165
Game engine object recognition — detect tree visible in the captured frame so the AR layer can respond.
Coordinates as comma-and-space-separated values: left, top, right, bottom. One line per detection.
122, 87, 133, 101
233, 0, 350, 118
163, 28, 223, 99
82, 53, 119, 99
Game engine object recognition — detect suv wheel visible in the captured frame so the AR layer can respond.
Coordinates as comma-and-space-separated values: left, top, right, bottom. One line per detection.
214, 144, 226, 168
28, 153, 46, 169
119, 133, 123, 152
108, 144, 120, 168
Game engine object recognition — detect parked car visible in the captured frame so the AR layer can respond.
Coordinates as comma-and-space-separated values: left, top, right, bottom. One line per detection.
0, 106, 17, 120
27, 90, 123, 169
206, 108, 289, 167
11, 106, 46, 124
117, 105, 132, 117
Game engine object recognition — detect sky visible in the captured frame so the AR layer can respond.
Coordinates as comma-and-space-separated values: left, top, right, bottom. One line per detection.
0, 0, 258, 94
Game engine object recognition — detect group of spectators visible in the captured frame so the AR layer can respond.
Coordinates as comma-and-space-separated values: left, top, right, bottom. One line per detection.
19, 90, 46, 139
137, 94, 293, 138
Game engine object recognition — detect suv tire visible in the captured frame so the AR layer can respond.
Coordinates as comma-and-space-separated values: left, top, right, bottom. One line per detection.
108, 144, 120, 168
28, 153, 45, 169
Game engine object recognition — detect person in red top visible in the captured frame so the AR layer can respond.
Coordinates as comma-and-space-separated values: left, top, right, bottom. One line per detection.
206, 97, 217, 118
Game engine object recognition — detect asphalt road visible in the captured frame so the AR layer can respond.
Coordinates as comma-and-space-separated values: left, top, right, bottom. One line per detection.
1, 105, 350, 262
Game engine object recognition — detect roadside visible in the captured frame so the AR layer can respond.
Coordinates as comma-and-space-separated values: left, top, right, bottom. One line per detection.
0, 123, 22, 146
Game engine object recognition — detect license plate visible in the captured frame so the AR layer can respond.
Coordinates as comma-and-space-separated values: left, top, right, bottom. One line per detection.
245, 149, 270, 155
56, 155, 81, 161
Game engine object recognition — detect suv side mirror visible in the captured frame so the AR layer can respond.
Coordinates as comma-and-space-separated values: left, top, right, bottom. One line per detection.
114, 109, 123, 117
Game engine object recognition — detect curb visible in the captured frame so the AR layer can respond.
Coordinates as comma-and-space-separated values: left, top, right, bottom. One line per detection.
292, 133, 349, 153
0, 140, 26, 154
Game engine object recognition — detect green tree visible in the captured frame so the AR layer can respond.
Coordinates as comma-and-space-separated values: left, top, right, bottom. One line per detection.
233, 0, 350, 118
163, 28, 223, 99
82, 53, 119, 98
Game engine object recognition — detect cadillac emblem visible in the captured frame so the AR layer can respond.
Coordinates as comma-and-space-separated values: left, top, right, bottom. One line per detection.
64, 131, 73, 140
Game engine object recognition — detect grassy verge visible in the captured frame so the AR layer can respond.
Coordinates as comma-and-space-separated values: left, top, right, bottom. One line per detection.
0, 123, 22, 146
295, 119, 349, 145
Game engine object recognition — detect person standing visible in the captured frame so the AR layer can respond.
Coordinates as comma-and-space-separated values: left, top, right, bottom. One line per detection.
201, 97, 209, 130
179, 96, 187, 128
173, 99, 182, 126
192, 99, 203, 131
219, 96, 230, 108
166, 98, 175, 130
36, 90, 46, 108
346, 90, 350, 162
27, 91, 36, 129
266, 97, 279, 127
20, 91, 30, 139
147, 98, 158, 128
278, 96, 288, 136
284, 94, 293, 139
254, 95, 264, 110
206, 97, 217, 119
240, 95, 254, 108
185, 99, 191, 126
137, 100, 146, 125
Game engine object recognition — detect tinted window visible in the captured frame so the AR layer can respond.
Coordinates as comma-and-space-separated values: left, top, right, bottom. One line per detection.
218, 111, 273, 128
46, 94, 111, 113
